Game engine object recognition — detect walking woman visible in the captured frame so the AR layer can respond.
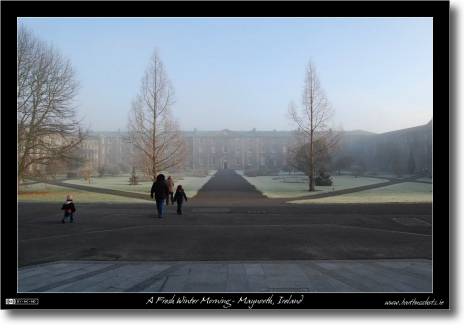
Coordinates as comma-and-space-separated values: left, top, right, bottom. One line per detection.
150, 174, 170, 218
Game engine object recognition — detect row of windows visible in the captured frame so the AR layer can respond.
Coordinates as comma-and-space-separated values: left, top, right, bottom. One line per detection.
196, 157, 279, 166
199, 146, 287, 154
198, 137, 286, 144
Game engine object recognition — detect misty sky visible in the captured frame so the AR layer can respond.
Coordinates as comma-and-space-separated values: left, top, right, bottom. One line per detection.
18, 17, 433, 134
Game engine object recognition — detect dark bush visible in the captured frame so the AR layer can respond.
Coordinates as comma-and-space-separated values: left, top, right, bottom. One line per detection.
314, 171, 333, 186
67, 171, 78, 178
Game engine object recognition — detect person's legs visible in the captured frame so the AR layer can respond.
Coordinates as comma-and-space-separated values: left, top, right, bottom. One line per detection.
70, 213, 75, 223
159, 199, 166, 217
62, 214, 67, 224
156, 200, 162, 217
177, 202, 183, 215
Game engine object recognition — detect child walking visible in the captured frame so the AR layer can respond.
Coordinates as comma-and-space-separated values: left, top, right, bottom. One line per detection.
61, 194, 76, 223
172, 185, 188, 215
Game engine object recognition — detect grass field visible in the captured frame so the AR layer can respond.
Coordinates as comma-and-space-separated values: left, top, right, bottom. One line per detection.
238, 170, 432, 204
17, 170, 432, 204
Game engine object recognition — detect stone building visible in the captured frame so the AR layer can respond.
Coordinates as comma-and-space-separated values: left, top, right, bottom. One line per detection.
84, 131, 135, 169
338, 119, 433, 173
81, 120, 432, 174
182, 128, 294, 171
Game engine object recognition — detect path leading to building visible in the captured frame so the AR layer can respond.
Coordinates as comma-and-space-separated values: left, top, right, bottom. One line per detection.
191, 169, 276, 204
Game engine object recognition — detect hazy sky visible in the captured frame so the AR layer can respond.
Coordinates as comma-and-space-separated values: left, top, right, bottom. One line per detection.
18, 17, 433, 134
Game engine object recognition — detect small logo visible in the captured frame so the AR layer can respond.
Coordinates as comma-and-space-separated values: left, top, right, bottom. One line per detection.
6, 299, 38, 305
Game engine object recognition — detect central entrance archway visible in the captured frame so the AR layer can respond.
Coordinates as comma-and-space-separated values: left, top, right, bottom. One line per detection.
222, 157, 230, 169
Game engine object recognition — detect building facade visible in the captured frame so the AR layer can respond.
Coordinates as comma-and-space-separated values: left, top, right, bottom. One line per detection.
82, 120, 432, 174
182, 128, 294, 171
338, 120, 433, 173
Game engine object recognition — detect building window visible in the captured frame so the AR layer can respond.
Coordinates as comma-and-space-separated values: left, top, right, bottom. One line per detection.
236, 157, 240, 165
199, 158, 203, 165
222, 146, 229, 153
107, 147, 111, 153
211, 147, 216, 153
248, 147, 252, 153
120, 147, 124, 153
235, 147, 240, 154
223, 138, 228, 143
199, 147, 203, 153
248, 157, 252, 165
236, 138, 240, 143
272, 145, 276, 153
211, 157, 216, 165
107, 138, 111, 144
260, 146, 265, 153
248, 138, 252, 143
425, 146, 427, 155
261, 157, 265, 165
199, 138, 204, 144
211, 138, 216, 144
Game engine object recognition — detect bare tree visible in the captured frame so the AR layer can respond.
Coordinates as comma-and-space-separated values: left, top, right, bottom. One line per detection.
17, 24, 89, 192
126, 47, 187, 181
286, 58, 343, 191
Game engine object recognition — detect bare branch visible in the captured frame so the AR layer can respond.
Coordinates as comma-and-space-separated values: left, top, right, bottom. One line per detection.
285, 58, 344, 191
126, 47, 186, 180
17, 23, 89, 191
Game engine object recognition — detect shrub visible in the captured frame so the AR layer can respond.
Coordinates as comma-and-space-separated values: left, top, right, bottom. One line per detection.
392, 163, 408, 178
98, 165, 106, 177
244, 169, 259, 177
350, 165, 365, 178
315, 171, 333, 186
67, 171, 78, 178
106, 165, 121, 176
79, 168, 94, 182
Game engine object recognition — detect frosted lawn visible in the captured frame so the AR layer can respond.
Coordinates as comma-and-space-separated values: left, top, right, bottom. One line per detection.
18, 170, 431, 204
18, 174, 214, 204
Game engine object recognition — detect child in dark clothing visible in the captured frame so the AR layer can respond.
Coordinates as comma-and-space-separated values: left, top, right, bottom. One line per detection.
61, 194, 76, 223
172, 185, 188, 215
